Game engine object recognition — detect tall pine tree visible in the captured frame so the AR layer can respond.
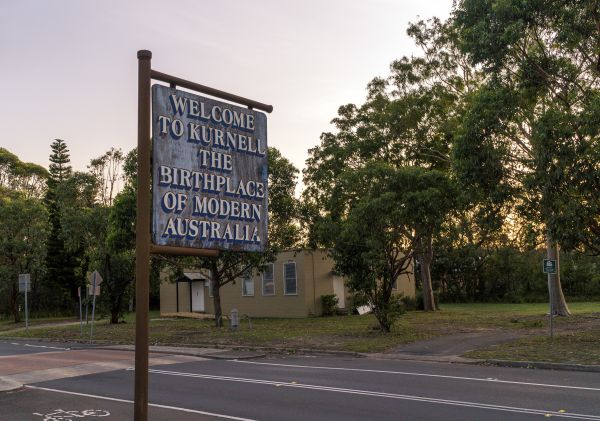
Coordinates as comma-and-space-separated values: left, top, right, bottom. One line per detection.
43, 139, 77, 311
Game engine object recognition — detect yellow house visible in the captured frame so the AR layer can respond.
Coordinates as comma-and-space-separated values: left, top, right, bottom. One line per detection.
159, 249, 415, 318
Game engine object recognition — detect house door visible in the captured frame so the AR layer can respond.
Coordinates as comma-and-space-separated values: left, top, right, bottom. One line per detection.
191, 281, 204, 312
333, 276, 345, 309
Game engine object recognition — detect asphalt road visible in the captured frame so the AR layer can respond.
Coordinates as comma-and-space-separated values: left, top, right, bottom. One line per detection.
2, 347, 598, 421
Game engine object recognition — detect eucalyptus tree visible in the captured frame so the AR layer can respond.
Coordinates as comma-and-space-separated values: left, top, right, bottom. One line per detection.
332, 163, 456, 330
88, 148, 124, 207
0, 189, 48, 321
0, 148, 48, 197
303, 18, 479, 311
453, 0, 600, 314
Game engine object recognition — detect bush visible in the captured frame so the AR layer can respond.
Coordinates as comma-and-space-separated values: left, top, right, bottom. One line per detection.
400, 295, 418, 311
348, 292, 369, 314
320, 294, 339, 316
415, 289, 440, 310
372, 294, 406, 331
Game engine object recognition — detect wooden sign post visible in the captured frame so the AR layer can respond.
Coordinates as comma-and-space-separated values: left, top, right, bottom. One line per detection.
134, 50, 272, 421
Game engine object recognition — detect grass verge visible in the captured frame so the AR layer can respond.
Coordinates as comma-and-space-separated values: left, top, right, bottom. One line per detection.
1, 302, 598, 357
464, 328, 600, 365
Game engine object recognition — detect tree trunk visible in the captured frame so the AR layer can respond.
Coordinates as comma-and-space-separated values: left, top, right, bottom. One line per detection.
419, 234, 437, 311
213, 282, 223, 327
546, 234, 571, 316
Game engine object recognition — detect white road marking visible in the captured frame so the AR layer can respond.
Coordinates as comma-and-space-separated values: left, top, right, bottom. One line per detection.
26, 385, 255, 421
233, 360, 600, 392
144, 368, 600, 420
23, 343, 70, 351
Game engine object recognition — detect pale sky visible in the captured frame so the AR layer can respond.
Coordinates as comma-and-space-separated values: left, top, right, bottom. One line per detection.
0, 0, 452, 183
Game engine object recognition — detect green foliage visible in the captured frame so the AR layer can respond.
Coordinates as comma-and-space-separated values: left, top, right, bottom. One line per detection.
267, 147, 301, 250
0, 189, 48, 321
432, 245, 600, 303
320, 294, 339, 316
43, 140, 83, 313
400, 295, 418, 311
48, 139, 72, 184
303, 17, 475, 316
107, 187, 136, 252
329, 164, 456, 330
0, 147, 48, 198
453, 0, 600, 255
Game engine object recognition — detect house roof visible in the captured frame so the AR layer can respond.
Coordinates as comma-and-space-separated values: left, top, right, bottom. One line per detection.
182, 272, 206, 281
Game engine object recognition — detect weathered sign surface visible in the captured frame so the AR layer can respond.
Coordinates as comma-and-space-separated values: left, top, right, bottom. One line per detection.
87, 284, 101, 296
151, 84, 268, 252
87, 270, 103, 285
18, 273, 30, 293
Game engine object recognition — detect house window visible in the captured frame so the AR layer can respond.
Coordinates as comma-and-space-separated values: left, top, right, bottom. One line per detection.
242, 270, 254, 296
392, 278, 398, 290
284, 262, 297, 295
208, 278, 214, 297
262, 263, 275, 296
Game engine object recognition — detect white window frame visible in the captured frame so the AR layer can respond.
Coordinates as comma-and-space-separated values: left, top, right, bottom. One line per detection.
283, 261, 298, 296
262, 263, 275, 296
242, 271, 254, 297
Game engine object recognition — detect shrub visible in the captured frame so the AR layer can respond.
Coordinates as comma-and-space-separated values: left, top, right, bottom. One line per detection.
400, 295, 418, 311
320, 294, 339, 316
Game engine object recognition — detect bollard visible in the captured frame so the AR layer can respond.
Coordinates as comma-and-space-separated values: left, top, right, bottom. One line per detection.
230, 309, 239, 330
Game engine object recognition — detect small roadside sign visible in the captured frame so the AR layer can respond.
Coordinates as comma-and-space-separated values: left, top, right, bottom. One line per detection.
18, 273, 31, 292
18, 273, 31, 331
88, 270, 102, 342
543, 259, 557, 274
87, 270, 103, 285
87, 284, 101, 296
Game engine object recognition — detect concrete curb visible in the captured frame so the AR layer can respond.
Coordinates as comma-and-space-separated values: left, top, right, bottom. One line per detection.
482, 359, 600, 373
362, 353, 479, 364
4, 337, 599, 373
0, 377, 23, 393
91, 343, 361, 359
90, 345, 267, 360
362, 353, 600, 373
0, 337, 361, 358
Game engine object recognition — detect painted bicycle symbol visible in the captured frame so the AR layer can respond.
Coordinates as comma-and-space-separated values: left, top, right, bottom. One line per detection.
33, 409, 110, 420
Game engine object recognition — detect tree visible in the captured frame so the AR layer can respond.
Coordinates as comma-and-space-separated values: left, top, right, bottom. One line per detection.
331, 163, 456, 330
303, 18, 476, 311
103, 158, 138, 323
266, 148, 301, 250
0, 148, 48, 198
88, 148, 124, 207
453, 0, 600, 315
43, 139, 78, 311
0, 189, 47, 321
48, 139, 72, 183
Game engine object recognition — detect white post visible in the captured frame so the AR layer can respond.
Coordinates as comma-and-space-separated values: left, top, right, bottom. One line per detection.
79, 287, 83, 335
547, 272, 553, 338
90, 272, 97, 342
25, 286, 28, 332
